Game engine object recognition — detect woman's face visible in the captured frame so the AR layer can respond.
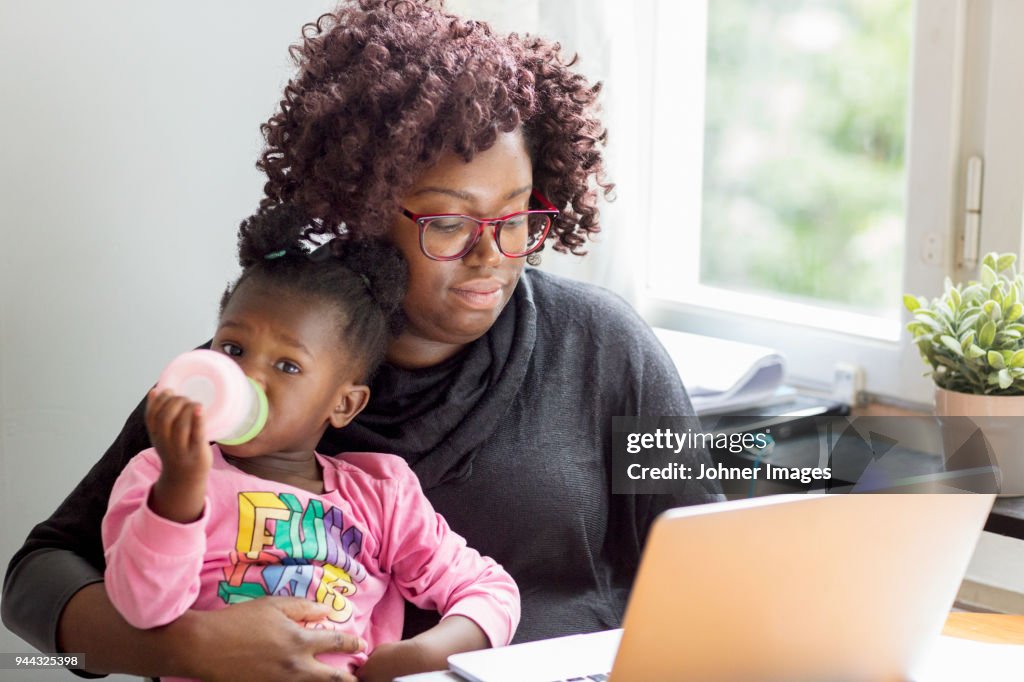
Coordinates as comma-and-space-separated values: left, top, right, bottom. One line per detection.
389, 129, 533, 353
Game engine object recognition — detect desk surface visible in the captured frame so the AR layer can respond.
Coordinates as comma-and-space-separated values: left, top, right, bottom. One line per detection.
943, 613, 1024, 644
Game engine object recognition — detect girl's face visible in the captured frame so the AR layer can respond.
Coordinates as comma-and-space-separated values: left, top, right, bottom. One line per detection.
388, 129, 533, 358
211, 278, 369, 458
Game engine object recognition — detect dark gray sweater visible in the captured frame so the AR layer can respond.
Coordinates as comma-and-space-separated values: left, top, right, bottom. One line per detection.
2, 268, 721, 672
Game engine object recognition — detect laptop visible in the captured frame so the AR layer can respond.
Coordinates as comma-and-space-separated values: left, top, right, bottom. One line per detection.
448, 493, 995, 682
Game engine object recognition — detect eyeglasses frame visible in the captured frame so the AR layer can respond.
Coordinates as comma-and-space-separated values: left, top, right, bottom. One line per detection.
400, 188, 559, 261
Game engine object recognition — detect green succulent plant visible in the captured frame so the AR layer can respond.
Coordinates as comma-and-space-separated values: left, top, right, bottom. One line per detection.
904, 252, 1024, 395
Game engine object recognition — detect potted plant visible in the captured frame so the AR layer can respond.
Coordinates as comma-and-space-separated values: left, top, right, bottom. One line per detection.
904, 251, 1024, 495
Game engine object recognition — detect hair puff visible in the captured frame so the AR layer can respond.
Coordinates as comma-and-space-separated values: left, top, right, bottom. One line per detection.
258, 0, 613, 256
223, 203, 407, 378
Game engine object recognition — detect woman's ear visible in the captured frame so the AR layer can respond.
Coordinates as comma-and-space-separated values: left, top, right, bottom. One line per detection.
329, 383, 371, 429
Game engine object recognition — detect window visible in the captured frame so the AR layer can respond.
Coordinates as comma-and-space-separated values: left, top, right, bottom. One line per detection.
640, 0, 1024, 404
652, 0, 909, 323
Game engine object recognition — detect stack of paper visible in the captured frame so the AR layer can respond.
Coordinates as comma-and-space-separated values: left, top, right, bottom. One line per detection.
652, 327, 788, 415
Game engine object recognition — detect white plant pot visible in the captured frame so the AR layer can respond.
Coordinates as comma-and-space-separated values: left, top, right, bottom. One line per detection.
934, 386, 1024, 496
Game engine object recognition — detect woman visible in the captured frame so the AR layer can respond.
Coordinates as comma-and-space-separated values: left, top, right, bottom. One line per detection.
2, 2, 720, 680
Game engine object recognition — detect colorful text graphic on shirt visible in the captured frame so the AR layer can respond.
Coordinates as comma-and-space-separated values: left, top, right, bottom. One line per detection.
219, 491, 367, 623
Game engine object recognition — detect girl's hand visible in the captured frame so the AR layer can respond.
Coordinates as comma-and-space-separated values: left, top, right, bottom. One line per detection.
145, 388, 213, 523
146, 388, 213, 478
355, 639, 433, 682
357, 615, 489, 681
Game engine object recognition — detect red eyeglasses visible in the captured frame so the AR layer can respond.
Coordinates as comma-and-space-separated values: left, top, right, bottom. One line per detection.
401, 189, 559, 261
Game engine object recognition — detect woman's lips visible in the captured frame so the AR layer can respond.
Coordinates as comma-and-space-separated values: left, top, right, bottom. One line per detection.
450, 280, 506, 309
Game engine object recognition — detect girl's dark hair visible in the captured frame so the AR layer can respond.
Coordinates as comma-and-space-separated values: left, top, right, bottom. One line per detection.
258, 0, 612, 258
220, 203, 407, 380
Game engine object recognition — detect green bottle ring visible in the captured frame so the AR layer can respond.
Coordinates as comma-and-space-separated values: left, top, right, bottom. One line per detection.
216, 378, 269, 446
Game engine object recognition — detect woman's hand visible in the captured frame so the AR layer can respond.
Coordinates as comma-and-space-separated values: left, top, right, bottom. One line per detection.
356, 639, 432, 682
145, 388, 212, 523
58, 584, 365, 681
179, 596, 366, 682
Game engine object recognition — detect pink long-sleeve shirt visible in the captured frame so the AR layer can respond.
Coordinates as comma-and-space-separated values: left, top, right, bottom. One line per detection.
102, 447, 520, 678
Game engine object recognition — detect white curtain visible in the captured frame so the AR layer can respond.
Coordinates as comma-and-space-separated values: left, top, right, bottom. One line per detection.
446, 0, 654, 304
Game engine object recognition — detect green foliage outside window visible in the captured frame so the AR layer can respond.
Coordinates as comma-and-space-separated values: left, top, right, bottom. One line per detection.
700, 0, 910, 314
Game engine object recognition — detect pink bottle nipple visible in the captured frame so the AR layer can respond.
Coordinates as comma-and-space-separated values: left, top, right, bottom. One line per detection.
155, 350, 268, 445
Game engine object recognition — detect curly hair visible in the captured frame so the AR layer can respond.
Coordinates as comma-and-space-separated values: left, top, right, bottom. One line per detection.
220, 203, 407, 379
258, 0, 612, 257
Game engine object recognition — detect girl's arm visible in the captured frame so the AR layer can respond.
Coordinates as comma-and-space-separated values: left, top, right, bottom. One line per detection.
101, 448, 208, 629
356, 614, 487, 682
101, 389, 213, 629
143, 389, 211, 524
357, 457, 521, 681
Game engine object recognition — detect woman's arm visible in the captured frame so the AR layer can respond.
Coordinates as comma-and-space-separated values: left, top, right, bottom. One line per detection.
3, 395, 150, 664
59, 583, 365, 681
597, 298, 726, 586
58, 582, 198, 677
625, 320, 726, 535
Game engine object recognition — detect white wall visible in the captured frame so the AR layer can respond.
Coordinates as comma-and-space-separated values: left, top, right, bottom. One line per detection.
0, 2, 338, 676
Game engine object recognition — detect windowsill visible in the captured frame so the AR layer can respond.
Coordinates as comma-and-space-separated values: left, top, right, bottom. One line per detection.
850, 402, 929, 417
642, 288, 903, 342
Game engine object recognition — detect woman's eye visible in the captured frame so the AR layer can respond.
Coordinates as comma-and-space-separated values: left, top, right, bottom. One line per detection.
428, 218, 467, 234
221, 343, 242, 357
275, 360, 301, 375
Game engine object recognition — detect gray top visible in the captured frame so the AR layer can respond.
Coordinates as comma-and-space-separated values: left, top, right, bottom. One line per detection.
2, 268, 722, 674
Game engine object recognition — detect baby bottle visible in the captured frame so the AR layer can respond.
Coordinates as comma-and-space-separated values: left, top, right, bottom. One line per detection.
155, 349, 269, 446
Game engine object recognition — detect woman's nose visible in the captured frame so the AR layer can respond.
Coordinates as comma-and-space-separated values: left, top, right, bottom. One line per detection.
463, 223, 503, 267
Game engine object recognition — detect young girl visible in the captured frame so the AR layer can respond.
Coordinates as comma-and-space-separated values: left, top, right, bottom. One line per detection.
101, 204, 520, 682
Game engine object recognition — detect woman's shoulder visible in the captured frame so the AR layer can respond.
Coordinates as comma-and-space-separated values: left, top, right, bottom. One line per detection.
525, 268, 645, 328
524, 268, 657, 346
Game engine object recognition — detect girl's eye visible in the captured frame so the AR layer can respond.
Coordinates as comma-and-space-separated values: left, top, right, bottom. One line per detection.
275, 360, 301, 375
221, 343, 242, 357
